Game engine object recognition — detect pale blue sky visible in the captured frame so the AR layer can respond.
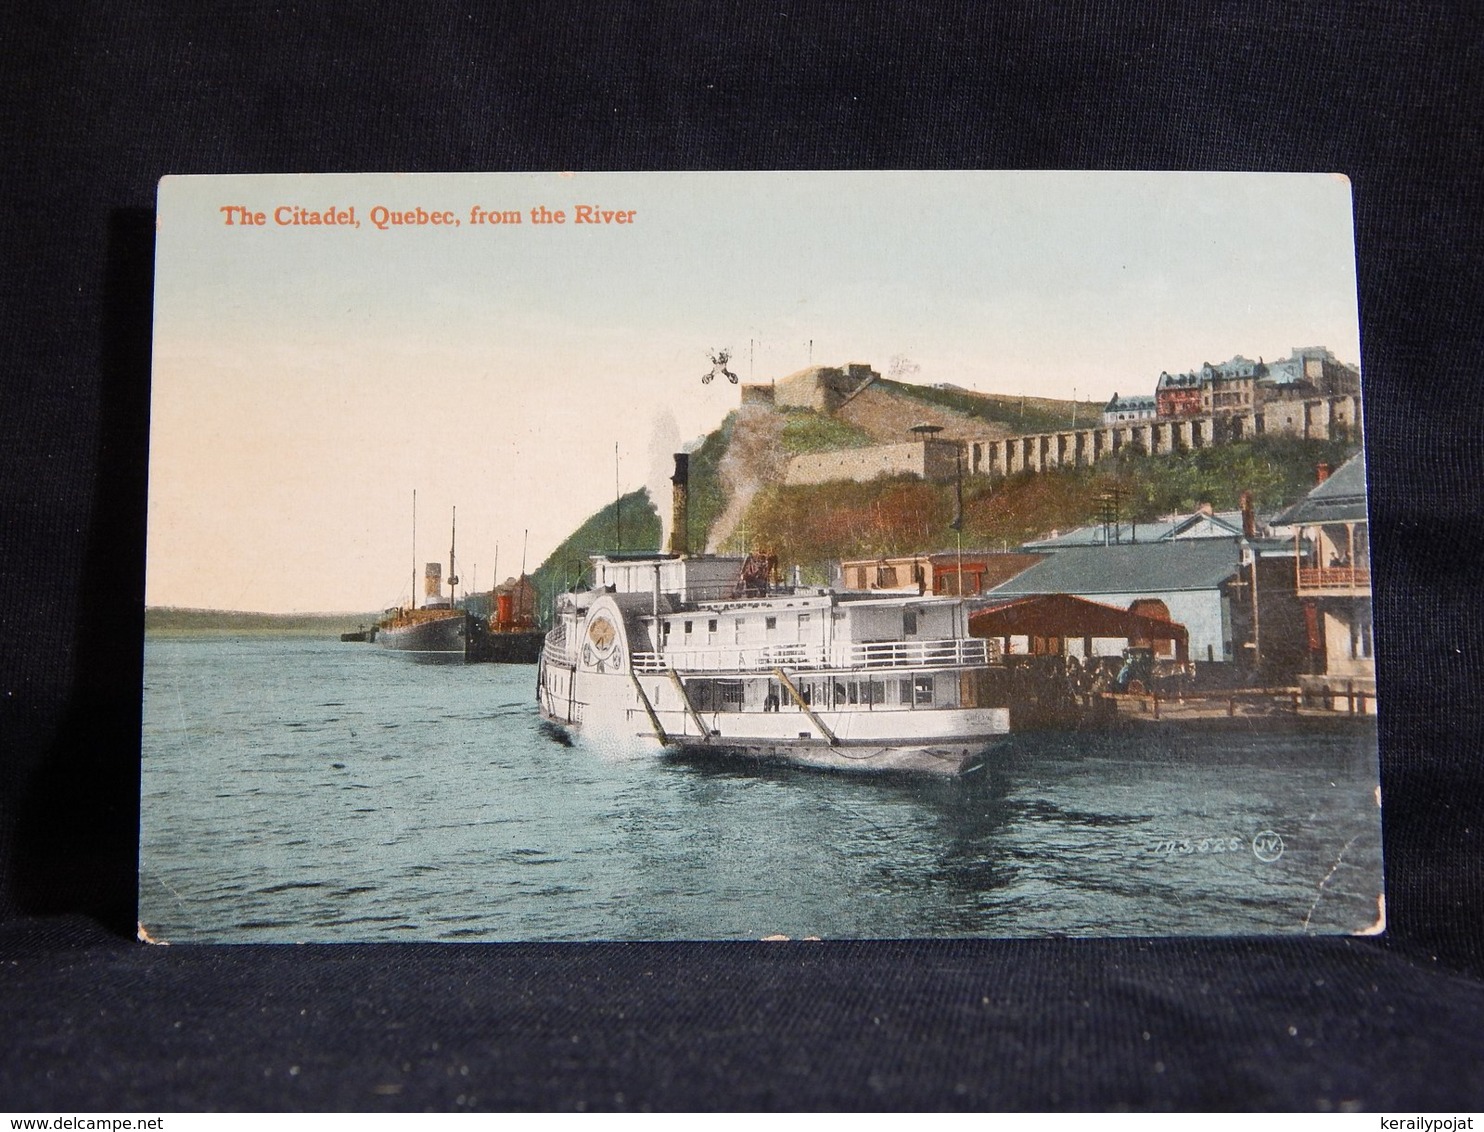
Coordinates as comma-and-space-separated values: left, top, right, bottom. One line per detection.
149, 171, 1361, 611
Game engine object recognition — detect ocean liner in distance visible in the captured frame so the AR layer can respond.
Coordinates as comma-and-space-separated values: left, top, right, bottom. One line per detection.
375, 560, 470, 663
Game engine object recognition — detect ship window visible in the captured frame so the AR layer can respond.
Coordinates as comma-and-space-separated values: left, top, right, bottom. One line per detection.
868, 680, 884, 706
914, 675, 934, 705
765, 616, 776, 633
797, 613, 810, 638
878, 566, 899, 587
708, 618, 718, 644
834, 682, 846, 706
847, 682, 858, 704
904, 610, 918, 634
683, 620, 693, 639
719, 680, 744, 708
734, 617, 744, 643
900, 678, 914, 704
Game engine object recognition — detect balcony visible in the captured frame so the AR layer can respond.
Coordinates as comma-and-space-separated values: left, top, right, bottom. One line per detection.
1297, 565, 1371, 594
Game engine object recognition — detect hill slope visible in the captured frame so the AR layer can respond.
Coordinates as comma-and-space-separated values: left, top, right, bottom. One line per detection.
868, 378, 1101, 436
529, 378, 1360, 607
739, 434, 1359, 580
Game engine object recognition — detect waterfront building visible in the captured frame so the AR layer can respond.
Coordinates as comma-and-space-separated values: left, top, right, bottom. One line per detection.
836, 550, 1046, 597
1273, 454, 1375, 712
1022, 505, 1253, 550
984, 540, 1242, 664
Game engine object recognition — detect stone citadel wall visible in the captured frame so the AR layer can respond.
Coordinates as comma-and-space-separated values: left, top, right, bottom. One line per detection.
786, 438, 962, 486
786, 394, 1363, 484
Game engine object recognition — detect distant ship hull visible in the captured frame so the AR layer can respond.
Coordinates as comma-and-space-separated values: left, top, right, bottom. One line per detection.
469, 624, 545, 664
375, 610, 469, 663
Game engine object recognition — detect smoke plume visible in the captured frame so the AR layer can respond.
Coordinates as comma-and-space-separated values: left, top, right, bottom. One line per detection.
707, 403, 788, 553
645, 409, 682, 550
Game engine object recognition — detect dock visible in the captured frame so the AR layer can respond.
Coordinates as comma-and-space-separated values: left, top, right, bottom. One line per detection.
1099, 686, 1376, 723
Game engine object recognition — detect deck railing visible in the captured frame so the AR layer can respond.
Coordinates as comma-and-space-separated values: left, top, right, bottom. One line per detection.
542, 637, 573, 668
630, 636, 989, 674
841, 638, 989, 668
1297, 565, 1371, 592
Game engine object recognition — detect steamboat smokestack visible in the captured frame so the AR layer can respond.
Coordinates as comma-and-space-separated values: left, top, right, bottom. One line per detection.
423, 562, 443, 605
669, 452, 689, 557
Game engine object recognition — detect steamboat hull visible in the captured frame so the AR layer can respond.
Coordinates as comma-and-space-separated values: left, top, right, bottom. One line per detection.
538, 701, 1004, 777
673, 737, 995, 777
375, 612, 468, 663
537, 655, 1008, 778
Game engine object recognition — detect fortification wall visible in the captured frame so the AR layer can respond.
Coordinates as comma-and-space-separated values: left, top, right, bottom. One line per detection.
787, 442, 930, 485
783, 394, 1363, 485
774, 363, 877, 413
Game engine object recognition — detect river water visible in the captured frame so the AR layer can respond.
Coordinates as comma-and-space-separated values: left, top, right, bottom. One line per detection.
139, 637, 1384, 943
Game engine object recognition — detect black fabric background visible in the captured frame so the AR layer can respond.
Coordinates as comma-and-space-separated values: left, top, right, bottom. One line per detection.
2, 1, 1481, 1112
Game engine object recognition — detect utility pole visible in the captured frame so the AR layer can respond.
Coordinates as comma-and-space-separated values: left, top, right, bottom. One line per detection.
1098, 486, 1123, 545
952, 446, 965, 599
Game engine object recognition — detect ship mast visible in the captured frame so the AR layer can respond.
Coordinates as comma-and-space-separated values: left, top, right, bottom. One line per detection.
411, 489, 417, 612
449, 507, 458, 605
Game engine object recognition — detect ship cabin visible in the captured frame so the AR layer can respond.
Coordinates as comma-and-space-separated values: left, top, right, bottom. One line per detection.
561, 553, 997, 717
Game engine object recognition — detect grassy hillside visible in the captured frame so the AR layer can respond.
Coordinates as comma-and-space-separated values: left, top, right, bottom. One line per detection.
778, 408, 876, 453
686, 414, 732, 547
529, 488, 661, 604
875, 378, 1101, 435
531, 369, 1360, 610
738, 435, 1359, 577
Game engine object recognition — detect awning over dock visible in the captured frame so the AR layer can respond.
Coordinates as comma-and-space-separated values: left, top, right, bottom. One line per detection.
969, 593, 1189, 662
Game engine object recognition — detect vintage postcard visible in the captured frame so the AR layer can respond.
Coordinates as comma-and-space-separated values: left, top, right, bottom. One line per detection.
140, 171, 1383, 942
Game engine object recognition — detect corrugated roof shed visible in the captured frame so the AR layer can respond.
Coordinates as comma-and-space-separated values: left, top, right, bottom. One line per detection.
970, 593, 1189, 655
987, 538, 1241, 596
1024, 510, 1247, 548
